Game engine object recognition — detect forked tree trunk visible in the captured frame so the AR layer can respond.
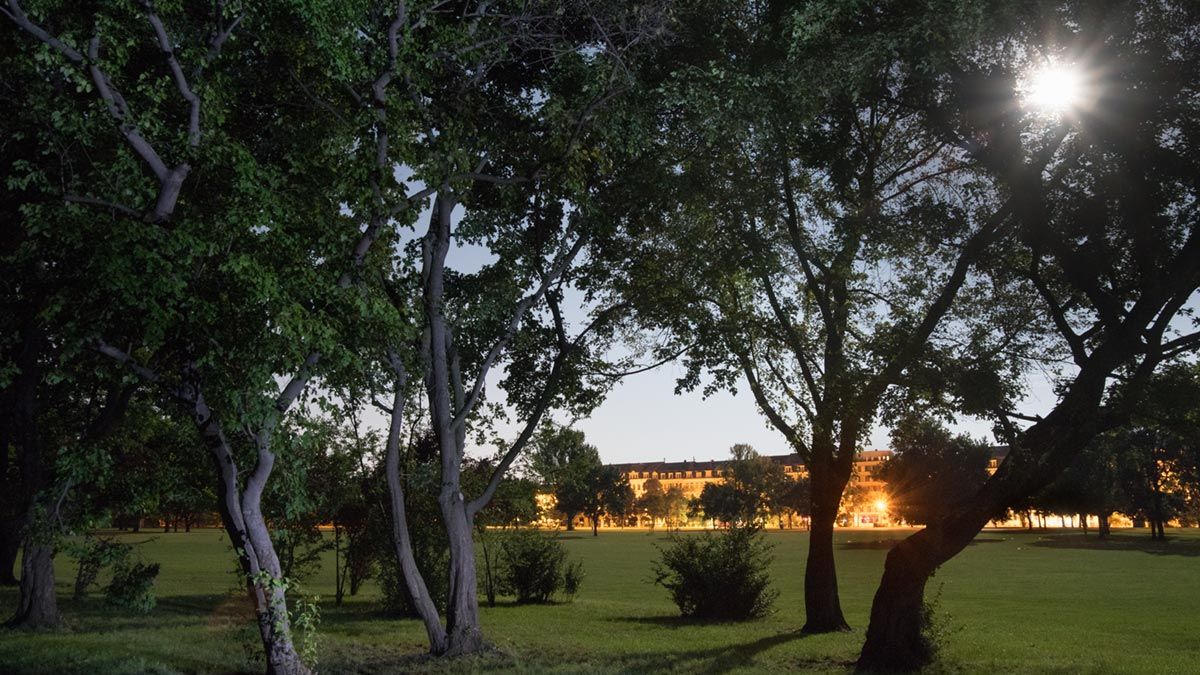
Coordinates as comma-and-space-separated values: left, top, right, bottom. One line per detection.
802, 458, 853, 633
440, 490, 485, 656
191, 392, 310, 675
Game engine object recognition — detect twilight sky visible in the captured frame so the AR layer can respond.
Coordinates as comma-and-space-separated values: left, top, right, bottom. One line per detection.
380, 175, 1070, 466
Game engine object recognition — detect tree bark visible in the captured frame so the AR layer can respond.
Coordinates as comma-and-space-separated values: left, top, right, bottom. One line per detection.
191, 391, 310, 675
382, 359, 449, 654
802, 457, 853, 633
1098, 511, 1110, 538
7, 532, 58, 629
440, 491, 486, 656
858, 356, 1116, 671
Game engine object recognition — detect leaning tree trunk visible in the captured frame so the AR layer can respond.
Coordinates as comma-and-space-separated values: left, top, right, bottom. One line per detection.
382, 361, 449, 654
802, 458, 853, 633
858, 363, 1114, 672
192, 395, 310, 675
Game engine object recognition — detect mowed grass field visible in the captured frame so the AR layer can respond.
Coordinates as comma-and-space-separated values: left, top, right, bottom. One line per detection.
1, 527, 1198, 674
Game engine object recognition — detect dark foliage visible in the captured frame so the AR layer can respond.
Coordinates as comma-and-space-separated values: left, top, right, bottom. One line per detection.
652, 525, 777, 620
497, 528, 583, 604
105, 560, 160, 613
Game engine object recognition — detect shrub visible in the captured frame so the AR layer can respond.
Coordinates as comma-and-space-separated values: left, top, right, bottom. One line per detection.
68, 536, 131, 600
652, 524, 777, 620
105, 560, 161, 613
498, 528, 583, 603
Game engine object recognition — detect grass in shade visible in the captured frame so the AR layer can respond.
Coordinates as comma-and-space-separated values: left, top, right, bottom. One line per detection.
1, 527, 1197, 674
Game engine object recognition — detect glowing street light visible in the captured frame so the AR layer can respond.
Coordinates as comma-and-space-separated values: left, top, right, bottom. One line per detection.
874, 498, 888, 513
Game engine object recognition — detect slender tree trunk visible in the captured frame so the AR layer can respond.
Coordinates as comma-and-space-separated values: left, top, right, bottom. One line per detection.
592, 517, 599, 536
192, 393, 309, 675
802, 458, 852, 633
381, 358, 448, 653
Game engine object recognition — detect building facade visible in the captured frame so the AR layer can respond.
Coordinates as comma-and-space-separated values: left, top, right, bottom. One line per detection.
538, 450, 892, 529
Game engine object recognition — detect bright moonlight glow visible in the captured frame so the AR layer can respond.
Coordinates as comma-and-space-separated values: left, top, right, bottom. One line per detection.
1023, 62, 1084, 113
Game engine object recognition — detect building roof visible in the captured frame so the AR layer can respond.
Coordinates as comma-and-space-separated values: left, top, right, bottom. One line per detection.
609, 450, 892, 475
609, 446, 1009, 475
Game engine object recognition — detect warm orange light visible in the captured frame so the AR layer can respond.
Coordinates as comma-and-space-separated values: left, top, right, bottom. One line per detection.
874, 499, 888, 513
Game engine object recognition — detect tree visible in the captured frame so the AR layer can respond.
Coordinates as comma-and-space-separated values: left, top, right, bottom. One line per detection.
855, 2, 1200, 668
530, 426, 603, 530
694, 445, 786, 526
1, 2, 384, 668
582, 465, 634, 536
878, 417, 991, 526
361, 0, 666, 656
618, 0, 1047, 633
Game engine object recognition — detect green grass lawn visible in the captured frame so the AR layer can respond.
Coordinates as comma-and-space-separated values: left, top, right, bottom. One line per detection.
1, 527, 1197, 674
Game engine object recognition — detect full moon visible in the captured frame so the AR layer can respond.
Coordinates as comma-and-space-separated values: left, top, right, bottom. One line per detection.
1022, 62, 1084, 113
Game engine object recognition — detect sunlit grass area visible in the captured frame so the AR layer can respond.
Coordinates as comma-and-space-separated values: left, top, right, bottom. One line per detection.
1, 528, 1198, 674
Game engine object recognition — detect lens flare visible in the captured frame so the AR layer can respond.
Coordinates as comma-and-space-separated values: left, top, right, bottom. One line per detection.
1022, 62, 1084, 114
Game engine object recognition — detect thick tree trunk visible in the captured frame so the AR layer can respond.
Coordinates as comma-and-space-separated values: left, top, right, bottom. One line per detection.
802, 458, 852, 633
7, 532, 58, 629
440, 493, 485, 656
858, 358, 1116, 671
1098, 511, 1111, 538
0, 516, 20, 586
857, 530, 944, 672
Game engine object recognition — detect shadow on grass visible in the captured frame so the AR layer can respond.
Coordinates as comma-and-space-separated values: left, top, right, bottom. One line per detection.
321, 628, 835, 675
1028, 533, 1200, 557
839, 537, 1006, 551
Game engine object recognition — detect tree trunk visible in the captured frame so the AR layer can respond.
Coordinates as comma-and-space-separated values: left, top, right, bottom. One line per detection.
565, 514, 576, 531
7, 532, 58, 629
0, 516, 20, 586
440, 493, 486, 656
193, 394, 309, 675
592, 517, 599, 536
857, 529, 945, 672
380, 355, 452, 652
802, 460, 852, 633
858, 359, 1117, 671
1098, 511, 1111, 538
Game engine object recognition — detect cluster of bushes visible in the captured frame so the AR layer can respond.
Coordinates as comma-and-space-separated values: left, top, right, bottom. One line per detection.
67, 535, 161, 613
